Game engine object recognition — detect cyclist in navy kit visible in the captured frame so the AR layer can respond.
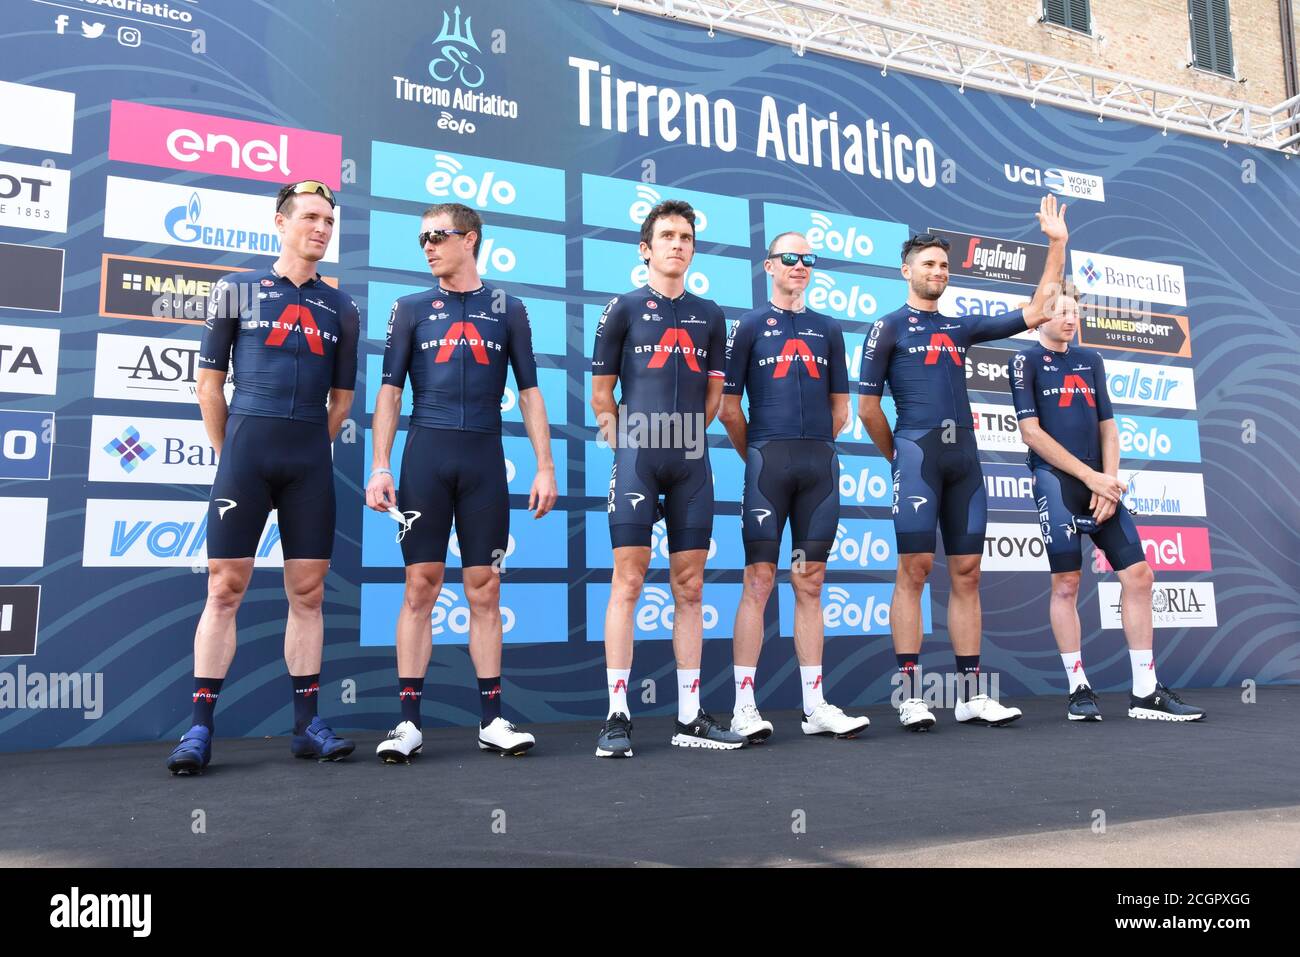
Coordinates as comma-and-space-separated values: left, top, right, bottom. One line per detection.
590, 199, 745, 756
718, 231, 870, 743
167, 180, 360, 774
858, 196, 1068, 732
1011, 282, 1205, 722
366, 203, 558, 761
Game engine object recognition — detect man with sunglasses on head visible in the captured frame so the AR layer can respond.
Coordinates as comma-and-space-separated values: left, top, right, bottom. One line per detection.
166, 180, 360, 774
718, 232, 870, 743
1010, 282, 1206, 722
858, 196, 1069, 732
590, 198, 746, 757
366, 203, 558, 762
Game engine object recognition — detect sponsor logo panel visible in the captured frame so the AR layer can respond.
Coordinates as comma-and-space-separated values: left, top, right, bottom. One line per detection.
928, 228, 1048, 286
1105, 358, 1196, 410
0, 80, 75, 153
1098, 581, 1217, 630
88, 414, 216, 484
762, 202, 908, 268
0, 160, 70, 233
1004, 163, 1105, 202
798, 267, 909, 326
782, 518, 896, 570
1077, 302, 1191, 358
1119, 468, 1206, 517
0, 241, 64, 312
837, 452, 892, 507
0, 324, 60, 396
1116, 414, 1201, 463
983, 461, 1035, 511
1071, 250, 1186, 308
94, 333, 232, 405
0, 584, 41, 657
582, 174, 750, 246
103, 176, 340, 262
108, 101, 342, 187
586, 582, 743, 642
373, 141, 563, 220
1094, 525, 1212, 572
82, 498, 283, 568
361, 583, 566, 647
100, 255, 250, 325
371, 210, 563, 287
0, 409, 54, 480
971, 402, 1027, 452
779, 583, 932, 638
965, 344, 1017, 394
938, 285, 1038, 341
582, 238, 752, 309
0, 497, 48, 567
981, 522, 1049, 570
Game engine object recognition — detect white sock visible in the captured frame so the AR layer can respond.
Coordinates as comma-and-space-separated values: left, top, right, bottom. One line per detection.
733, 666, 757, 710
677, 668, 701, 723
607, 668, 631, 719
1061, 652, 1088, 692
800, 665, 825, 714
1130, 650, 1157, 697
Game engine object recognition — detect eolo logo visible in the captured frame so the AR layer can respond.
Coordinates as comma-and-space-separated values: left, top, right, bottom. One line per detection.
923, 333, 962, 366
1058, 374, 1096, 407
772, 339, 820, 378
646, 328, 701, 372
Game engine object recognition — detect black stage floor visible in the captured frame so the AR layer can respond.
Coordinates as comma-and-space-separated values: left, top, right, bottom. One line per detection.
3, 686, 1298, 867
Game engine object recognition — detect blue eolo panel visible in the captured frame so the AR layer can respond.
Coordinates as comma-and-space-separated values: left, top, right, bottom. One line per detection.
0, 409, 53, 480
585, 514, 747, 569
585, 582, 744, 642
582, 238, 753, 309
778, 583, 931, 638
371, 141, 566, 221
370, 210, 565, 288
361, 582, 569, 646
762, 202, 909, 269
364, 356, 566, 425
581, 174, 751, 247
366, 280, 567, 356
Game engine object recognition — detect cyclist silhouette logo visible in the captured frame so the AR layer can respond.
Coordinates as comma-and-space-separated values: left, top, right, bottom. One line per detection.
429, 6, 484, 89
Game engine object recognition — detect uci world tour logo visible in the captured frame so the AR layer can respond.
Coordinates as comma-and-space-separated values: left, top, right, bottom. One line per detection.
430, 6, 483, 88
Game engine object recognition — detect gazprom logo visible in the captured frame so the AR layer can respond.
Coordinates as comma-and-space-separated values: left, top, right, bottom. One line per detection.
164, 192, 202, 243
429, 5, 483, 89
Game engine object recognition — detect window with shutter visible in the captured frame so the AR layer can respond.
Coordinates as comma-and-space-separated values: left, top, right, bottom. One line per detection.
1188, 0, 1235, 77
1043, 0, 1092, 34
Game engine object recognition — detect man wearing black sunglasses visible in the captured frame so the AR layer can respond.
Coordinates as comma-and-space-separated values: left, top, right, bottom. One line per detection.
858, 196, 1069, 732
167, 180, 360, 773
365, 202, 558, 761
1011, 283, 1205, 722
718, 231, 870, 742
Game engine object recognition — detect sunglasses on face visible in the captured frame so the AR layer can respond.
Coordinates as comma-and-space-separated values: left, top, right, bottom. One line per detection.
278, 180, 336, 211
767, 252, 817, 267
417, 229, 469, 248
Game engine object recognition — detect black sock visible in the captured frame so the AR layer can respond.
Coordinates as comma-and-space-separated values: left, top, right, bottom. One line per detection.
478, 676, 502, 729
291, 674, 320, 734
398, 678, 424, 728
191, 678, 223, 731
955, 656, 981, 702
895, 655, 920, 701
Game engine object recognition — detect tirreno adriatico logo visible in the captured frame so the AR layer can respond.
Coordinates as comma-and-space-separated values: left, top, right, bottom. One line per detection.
429, 5, 482, 88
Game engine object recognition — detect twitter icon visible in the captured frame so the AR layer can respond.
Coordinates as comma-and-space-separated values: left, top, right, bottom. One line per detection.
81, 21, 105, 39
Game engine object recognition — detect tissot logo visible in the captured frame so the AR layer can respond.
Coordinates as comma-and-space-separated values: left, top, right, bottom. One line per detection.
0, 159, 70, 233
929, 227, 1048, 286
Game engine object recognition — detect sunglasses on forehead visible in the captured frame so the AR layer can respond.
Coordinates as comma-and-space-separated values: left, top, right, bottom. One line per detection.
278, 180, 335, 211
417, 228, 470, 248
903, 232, 951, 254
766, 252, 817, 267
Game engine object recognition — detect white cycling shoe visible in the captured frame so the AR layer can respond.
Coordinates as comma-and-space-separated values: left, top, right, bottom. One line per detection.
898, 697, 937, 731
730, 703, 774, 743
376, 720, 423, 763
478, 716, 536, 756
954, 693, 1023, 726
801, 701, 870, 738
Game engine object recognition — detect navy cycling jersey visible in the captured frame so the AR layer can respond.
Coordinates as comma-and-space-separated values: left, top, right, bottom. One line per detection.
724, 302, 849, 441
199, 268, 359, 424
591, 284, 727, 415
1010, 343, 1113, 470
858, 304, 1028, 431
382, 282, 537, 434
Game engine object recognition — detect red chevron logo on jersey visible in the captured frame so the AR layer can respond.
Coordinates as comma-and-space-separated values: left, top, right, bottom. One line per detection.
773, 338, 821, 378
647, 328, 702, 372
265, 304, 324, 355
435, 321, 489, 364
1058, 374, 1096, 407
924, 332, 962, 366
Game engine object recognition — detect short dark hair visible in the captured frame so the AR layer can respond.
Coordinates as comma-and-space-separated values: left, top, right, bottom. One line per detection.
901, 232, 951, 265
640, 199, 697, 248
767, 231, 806, 257
422, 202, 483, 257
